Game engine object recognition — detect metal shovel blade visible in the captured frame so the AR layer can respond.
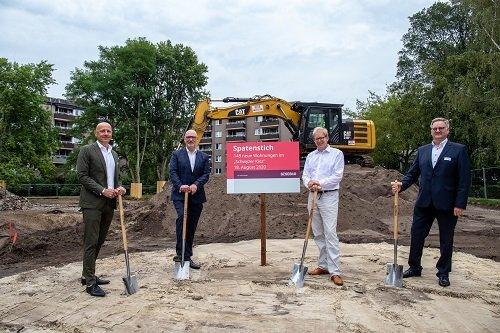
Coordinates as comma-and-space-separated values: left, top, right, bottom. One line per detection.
123, 274, 139, 295
173, 261, 190, 280
385, 263, 403, 288
289, 263, 308, 288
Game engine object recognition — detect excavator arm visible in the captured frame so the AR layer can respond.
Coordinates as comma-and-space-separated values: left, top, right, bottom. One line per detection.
190, 95, 302, 146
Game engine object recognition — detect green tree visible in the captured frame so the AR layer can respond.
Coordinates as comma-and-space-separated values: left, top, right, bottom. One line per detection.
361, 1, 499, 171
66, 38, 208, 184
0, 58, 58, 185
356, 88, 429, 171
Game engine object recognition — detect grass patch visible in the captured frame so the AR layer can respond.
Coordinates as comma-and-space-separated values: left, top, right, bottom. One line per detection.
468, 197, 500, 208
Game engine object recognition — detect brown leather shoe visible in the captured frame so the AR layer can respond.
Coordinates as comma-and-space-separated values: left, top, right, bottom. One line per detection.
308, 267, 329, 275
331, 275, 343, 286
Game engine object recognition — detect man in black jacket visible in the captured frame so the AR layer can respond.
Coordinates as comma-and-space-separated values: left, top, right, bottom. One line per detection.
392, 117, 470, 287
169, 129, 211, 269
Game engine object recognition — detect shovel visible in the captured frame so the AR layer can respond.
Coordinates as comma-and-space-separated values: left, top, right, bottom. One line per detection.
385, 189, 403, 287
118, 194, 139, 295
174, 191, 190, 280
290, 190, 318, 288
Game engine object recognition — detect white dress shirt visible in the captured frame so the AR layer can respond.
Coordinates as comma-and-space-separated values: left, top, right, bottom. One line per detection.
302, 146, 344, 191
431, 138, 448, 168
97, 141, 115, 189
186, 148, 197, 172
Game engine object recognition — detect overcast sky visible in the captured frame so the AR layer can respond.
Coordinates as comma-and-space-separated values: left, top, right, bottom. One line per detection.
0, 0, 436, 111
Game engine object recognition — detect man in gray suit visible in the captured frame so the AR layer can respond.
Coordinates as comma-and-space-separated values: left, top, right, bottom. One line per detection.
77, 122, 126, 297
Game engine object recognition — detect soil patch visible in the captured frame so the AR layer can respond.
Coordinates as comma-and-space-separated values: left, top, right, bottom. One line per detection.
1, 165, 499, 278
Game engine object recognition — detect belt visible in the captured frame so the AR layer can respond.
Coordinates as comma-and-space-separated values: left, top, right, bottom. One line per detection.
317, 189, 338, 194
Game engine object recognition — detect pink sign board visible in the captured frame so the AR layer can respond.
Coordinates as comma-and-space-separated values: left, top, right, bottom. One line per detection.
226, 142, 300, 194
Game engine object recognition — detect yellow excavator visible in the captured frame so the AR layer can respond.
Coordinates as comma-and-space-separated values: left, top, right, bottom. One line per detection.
188, 95, 376, 166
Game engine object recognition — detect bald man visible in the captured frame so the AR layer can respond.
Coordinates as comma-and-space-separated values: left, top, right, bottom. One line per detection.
169, 129, 211, 269
77, 122, 126, 297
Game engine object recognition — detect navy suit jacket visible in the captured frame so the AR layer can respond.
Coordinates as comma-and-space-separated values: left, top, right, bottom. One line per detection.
401, 141, 470, 211
169, 148, 211, 204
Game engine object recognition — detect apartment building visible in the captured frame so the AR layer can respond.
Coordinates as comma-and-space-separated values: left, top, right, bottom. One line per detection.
43, 97, 83, 165
199, 116, 292, 174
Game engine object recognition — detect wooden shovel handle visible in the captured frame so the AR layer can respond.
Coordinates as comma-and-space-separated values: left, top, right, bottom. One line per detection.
393, 190, 399, 240
304, 191, 318, 241
118, 194, 128, 251
182, 191, 189, 240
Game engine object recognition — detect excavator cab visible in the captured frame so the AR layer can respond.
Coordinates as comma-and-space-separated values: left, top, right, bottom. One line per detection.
295, 102, 350, 151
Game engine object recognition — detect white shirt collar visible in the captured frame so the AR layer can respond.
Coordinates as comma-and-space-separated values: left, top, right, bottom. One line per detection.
315, 145, 333, 154
97, 140, 112, 152
432, 138, 448, 148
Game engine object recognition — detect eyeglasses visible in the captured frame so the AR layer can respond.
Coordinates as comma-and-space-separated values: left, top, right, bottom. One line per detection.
314, 136, 327, 141
185, 136, 197, 139
431, 127, 447, 132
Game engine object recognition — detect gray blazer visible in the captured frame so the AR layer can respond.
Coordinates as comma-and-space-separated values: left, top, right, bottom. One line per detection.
77, 142, 120, 209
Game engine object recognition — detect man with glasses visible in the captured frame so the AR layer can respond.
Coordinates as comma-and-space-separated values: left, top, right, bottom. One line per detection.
391, 118, 470, 287
169, 129, 211, 269
302, 127, 345, 286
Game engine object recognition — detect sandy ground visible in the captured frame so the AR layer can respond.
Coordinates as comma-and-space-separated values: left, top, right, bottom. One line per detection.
0, 239, 498, 333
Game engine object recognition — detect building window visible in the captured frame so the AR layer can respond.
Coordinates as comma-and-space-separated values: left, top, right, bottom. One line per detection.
215, 143, 222, 150
215, 131, 222, 138
263, 128, 278, 135
228, 130, 244, 137
215, 155, 222, 162
214, 120, 222, 125
256, 116, 263, 122
254, 128, 263, 135
215, 168, 222, 174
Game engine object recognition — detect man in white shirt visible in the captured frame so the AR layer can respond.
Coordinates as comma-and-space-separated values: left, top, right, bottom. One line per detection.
302, 127, 345, 286
169, 129, 211, 269
77, 122, 126, 297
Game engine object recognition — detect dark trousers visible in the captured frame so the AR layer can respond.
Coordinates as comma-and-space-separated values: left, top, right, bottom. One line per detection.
173, 199, 203, 260
409, 205, 458, 277
82, 201, 114, 285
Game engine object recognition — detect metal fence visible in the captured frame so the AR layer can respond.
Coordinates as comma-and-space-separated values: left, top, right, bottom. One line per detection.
5, 167, 499, 199
470, 167, 499, 199
7, 184, 157, 197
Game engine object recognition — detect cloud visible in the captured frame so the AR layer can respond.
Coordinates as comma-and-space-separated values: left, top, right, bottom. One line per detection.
0, 0, 436, 110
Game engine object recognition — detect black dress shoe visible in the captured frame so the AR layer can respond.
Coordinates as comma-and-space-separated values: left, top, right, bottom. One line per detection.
81, 276, 110, 286
189, 260, 201, 269
86, 283, 106, 297
402, 268, 422, 278
438, 276, 450, 287
173, 255, 181, 262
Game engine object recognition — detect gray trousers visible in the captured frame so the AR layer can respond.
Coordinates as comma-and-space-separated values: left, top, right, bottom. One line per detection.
308, 190, 341, 275
82, 201, 114, 285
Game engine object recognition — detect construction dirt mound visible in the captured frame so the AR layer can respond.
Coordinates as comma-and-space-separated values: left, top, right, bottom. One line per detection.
1, 165, 498, 277
0, 189, 30, 211
128, 165, 418, 244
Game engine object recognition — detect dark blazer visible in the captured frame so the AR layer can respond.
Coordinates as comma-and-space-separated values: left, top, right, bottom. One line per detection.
401, 140, 470, 211
77, 142, 120, 209
169, 148, 211, 204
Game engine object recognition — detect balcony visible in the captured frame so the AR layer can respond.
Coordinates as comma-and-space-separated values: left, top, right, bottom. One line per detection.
259, 133, 280, 140
61, 141, 75, 149
55, 126, 71, 134
204, 125, 212, 132
52, 155, 68, 164
200, 137, 212, 144
53, 112, 76, 121
260, 120, 279, 127
226, 122, 246, 130
226, 135, 246, 142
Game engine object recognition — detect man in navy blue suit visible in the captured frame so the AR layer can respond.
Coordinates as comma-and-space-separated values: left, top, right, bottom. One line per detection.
392, 117, 470, 287
169, 129, 211, 269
